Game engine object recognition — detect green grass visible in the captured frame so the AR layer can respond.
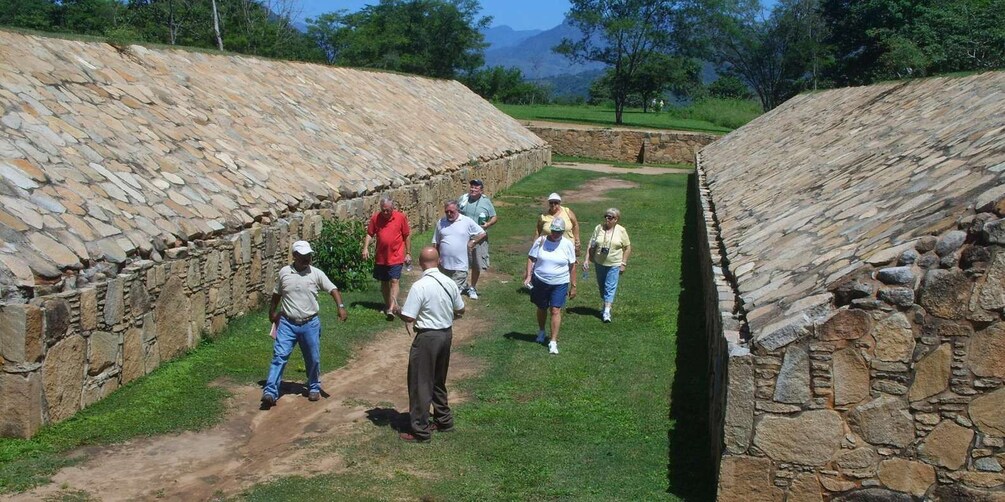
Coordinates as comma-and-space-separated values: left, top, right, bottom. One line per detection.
241, 167, 714, 500
552, 154, 693, 170
1, 167, 713, 500
497, 99, 761, 133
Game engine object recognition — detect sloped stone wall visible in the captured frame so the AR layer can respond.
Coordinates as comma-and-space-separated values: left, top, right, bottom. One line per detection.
0, 31, 550, 437
697, 72, 1005, 501
527, 125, 716, 165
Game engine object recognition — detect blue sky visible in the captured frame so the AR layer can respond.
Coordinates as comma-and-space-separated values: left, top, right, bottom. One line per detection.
297, 0, 571, 31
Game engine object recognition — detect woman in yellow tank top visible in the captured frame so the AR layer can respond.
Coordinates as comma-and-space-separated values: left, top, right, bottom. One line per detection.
536, 192, 580, 255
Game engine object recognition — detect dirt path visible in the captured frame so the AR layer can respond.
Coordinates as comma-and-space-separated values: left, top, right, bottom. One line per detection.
8, 167, 662, 502
11, 314, 486, 502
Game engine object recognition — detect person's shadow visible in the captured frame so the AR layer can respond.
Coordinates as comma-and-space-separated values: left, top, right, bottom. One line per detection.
503, 331, 539, 344
365, 407, 410, 433
566, 306, 601, 319
256, 381, 311, 410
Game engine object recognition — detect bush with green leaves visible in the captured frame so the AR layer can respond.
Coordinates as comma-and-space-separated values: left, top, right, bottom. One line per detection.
311, 219, 373, 291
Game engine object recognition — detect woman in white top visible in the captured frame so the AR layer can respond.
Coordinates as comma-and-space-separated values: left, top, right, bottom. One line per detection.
583, 208, 631, 323
524, 217, 578, 355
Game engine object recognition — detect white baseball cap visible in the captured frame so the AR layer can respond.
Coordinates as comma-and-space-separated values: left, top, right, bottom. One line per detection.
548, 192, 562, 202
550, 217, 566, 232
292, 240, 314, 255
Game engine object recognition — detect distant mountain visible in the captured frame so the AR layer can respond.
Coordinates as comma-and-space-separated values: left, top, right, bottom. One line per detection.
483, 20, 606, 79
531, 69, 605, 99
480, 25, 543, 49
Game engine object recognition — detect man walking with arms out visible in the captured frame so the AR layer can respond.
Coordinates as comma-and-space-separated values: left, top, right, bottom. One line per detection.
362, 196, 412, 320
395, 246, 465, 442
262, 241, 348, 406
457, 179, 497, 299
433, 200, 485, 293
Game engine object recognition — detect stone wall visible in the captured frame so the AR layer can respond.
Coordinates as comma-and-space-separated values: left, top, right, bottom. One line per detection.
697, 72, 1005, 500
527, 125, 716, 165
0, 150, 547, 437
0, 31, 551, 437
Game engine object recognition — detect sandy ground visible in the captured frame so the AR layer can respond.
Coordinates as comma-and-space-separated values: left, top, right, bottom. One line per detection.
7, 165, 672, 502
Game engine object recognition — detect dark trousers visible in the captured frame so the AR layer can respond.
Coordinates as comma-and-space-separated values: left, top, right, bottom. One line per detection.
407, 328, 453, 440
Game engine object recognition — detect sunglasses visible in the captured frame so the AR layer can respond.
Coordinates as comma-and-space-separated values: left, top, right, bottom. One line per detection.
604, 215, 616, 219
549, 201, 560, 205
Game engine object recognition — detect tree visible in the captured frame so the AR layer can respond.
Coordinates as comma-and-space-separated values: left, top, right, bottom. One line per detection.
707, 75, 753, 99
462, 66, 552, 104
306, 0, 491, 79
555, 0, 681, 124
0, 0, 56, 31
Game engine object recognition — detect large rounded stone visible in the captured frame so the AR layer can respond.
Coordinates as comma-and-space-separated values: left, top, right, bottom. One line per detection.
835, 448, 879, 471
87, 331, 119, 376
919, 420, 974, 470
819, 309, 872, 341
848, 396, 914, 448
717, 455, 784, 502
832, 488, 913, 502
833, 347, 870, 406
878, 458, 936, 497
753, 410, 844, 465
909, 344, 952, 402
919, 269, 972, 320
872, 312, 915, 362
969, 323, 1005, 379
42, 334, 86, 422
970, 388, 1005, 436
932, 483, 1005, 502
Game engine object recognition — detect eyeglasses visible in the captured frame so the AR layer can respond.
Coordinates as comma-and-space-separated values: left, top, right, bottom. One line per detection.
604, 215, 616, 219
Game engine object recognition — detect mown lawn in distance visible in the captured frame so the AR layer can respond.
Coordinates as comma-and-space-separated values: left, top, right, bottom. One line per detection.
497, 99, 761, 133
241, 167, 714, 500
0, 276, 395, 493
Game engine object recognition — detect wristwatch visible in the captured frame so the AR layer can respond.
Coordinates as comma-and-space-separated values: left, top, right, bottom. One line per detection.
338, 304, 345, 308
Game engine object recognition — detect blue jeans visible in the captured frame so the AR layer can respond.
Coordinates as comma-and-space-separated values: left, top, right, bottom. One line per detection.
595, 264, 621, 303
263, 316, 321, 399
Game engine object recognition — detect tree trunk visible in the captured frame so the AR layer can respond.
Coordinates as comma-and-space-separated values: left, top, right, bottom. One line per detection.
211, 0, 224, 51
614, 98, 625, 124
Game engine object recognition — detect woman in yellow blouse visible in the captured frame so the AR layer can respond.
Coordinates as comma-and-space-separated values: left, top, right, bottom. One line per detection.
583, 208, 631, 323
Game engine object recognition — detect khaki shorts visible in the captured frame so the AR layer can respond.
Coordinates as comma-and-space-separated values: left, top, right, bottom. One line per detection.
468, 240, 490, 270
441, 268, 469, 291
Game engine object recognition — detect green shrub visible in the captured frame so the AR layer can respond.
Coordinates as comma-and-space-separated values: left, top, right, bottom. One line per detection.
311, 219, 372, 291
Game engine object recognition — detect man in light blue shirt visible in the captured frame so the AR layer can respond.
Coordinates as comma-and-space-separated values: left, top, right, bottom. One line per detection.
457, 179, 497, 300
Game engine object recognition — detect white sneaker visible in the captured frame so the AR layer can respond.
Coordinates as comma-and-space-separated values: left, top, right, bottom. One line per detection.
602, 311, 611, 323
467, 288, 478, 299
536, 330, 547, 344
548, 340, 559, 355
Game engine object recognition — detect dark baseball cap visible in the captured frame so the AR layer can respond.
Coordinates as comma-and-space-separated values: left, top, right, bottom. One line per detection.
469, 179, 484, 186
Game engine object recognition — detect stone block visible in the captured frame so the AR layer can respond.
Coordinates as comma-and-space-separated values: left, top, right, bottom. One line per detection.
81, 373, 120, 408
190, 290, 206, 337
919, 420, 974, 470
973, 251, 1005, 311
774, 345, 811, 404
753, 409, 844, 465
79, 287, 98, 331
130, 281, 150, 315
919, 269, 972, 320
122, 326, 143, 384
833, 348, 870, 406
932, 483, 1005, 502
42, 334, 86, 422
88, 331, 119, 376
969, 323, 1005, 379
970, 387, 1005, 436
0, 303, 43, 363
154, 276, 191, 361
835, 448, 879, 471
717, 455, 783, 502
103, 277, 124, 327
849, 396, 914, 448
0, 371, 43, 438
877, 458, 935, 497
42, 297, 71, 343
724, 355, 755, 454
787, 473, 822, 502
872, 312, 915, 363
909, 343, 952, 402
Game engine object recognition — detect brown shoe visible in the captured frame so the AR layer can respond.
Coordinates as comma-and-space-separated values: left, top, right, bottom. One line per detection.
308, 391, 320, 402
430, 423, 455, 433
399, 432, 429, 443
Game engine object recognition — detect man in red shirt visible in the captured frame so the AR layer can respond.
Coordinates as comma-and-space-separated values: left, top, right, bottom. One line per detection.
362, 196, 412, 319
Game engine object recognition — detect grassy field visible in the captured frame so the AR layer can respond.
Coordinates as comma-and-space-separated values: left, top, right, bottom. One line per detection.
0, 167, 713, 500
552, 154, 694, 170
497, 99, 762, 133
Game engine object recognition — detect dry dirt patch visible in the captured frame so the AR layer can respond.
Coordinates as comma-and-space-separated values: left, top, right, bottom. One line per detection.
13, 317, 487, 502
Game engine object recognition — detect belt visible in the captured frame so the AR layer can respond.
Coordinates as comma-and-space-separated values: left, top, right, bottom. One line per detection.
415, 327, 451, 335
284, 314, 318, 326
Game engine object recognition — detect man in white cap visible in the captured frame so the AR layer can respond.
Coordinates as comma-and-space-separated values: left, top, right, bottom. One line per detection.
433, 200, 486, 293
262, 240, 348, 406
